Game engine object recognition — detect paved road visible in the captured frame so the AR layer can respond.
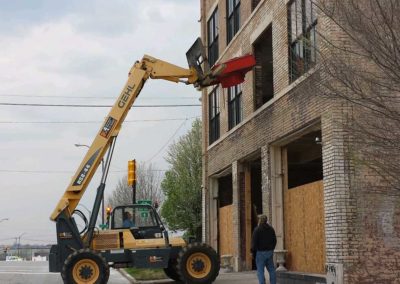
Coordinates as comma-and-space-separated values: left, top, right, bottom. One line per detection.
0, 261, 130, 284
134, 271, 260, 284
0, 261, 261, 284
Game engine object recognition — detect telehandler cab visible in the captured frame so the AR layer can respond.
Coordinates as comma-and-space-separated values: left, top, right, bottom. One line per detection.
48, 38, 255, 283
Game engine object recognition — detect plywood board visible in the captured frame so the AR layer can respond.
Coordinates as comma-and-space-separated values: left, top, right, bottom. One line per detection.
219, 205, 234, 256
284, 180, 325, 273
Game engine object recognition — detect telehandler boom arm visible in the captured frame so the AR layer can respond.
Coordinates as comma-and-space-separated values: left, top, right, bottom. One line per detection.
50, 43, 255, 223
50, 55, 198, 221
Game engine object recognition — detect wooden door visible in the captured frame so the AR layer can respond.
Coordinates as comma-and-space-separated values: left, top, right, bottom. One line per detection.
218, 205, 234, 256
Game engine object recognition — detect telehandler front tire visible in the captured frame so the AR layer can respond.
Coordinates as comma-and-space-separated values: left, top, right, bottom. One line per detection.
61, 248, 109, 284
177, 242, 220, 283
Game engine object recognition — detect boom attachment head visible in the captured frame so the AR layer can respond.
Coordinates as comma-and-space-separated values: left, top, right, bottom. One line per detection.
186, 38, 210, 84
186, 38, 256, 89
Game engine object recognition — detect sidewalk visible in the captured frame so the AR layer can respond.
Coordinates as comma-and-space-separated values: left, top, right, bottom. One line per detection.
118, 270, 260, 284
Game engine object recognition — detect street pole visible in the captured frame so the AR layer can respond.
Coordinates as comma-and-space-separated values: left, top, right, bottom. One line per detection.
75, 143, 105, 225
17, 233, 26, 258
132, 181, 136, 204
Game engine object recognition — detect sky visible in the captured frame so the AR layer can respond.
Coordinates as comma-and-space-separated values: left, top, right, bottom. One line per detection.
0, 0, 201, 245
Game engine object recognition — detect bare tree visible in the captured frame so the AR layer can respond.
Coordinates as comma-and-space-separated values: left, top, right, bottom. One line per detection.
309, 0, 400, 189
107, 161, 164, 208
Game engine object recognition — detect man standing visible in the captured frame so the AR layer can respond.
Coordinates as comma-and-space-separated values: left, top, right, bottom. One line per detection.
251, 214, 277, 284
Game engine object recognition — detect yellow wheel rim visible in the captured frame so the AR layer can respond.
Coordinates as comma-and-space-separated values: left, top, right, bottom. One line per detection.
186, 252, 212, 279
72, 258, 100, 284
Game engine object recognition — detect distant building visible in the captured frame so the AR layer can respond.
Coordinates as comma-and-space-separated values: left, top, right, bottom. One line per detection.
33, 250, 49, 260
1, 245, 51, 261
199, 1, 400, 283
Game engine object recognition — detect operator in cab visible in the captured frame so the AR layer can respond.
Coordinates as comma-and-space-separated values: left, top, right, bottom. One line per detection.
123, 211, 135, 228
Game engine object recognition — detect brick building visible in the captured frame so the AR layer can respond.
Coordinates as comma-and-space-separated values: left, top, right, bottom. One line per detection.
199, 0, 400, 283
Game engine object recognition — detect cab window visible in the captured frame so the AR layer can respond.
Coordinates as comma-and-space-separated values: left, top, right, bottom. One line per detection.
112, 206, 159, 229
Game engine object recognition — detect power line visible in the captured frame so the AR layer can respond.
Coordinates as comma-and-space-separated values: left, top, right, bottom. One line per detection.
0, 169, 167, 174
147, 119, 188, 162
0, 102, 201, 108
0, 94, 197, 100
21, 238, 54, 243
0, 116, 200, 124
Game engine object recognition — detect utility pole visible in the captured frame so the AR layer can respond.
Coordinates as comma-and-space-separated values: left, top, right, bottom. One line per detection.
16, 233, 26, 258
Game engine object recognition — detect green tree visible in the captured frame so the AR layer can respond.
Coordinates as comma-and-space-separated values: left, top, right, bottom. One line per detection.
161, 119, 202, 240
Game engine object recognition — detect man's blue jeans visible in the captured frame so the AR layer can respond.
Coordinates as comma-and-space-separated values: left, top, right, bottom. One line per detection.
256, 250, 276, 284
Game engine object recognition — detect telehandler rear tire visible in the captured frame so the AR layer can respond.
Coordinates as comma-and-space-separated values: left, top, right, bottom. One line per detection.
61, 248, 110, 284
177, 242, 220, 283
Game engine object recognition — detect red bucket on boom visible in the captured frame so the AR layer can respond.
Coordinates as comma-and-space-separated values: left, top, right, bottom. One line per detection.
211, 54, 256, 88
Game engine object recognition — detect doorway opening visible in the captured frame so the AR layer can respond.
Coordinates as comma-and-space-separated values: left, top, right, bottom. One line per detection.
283, 130, 326, 274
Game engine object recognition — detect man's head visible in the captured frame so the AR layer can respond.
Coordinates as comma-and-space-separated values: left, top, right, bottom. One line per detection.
124, 211, 132, 220
258, 214, 268, 225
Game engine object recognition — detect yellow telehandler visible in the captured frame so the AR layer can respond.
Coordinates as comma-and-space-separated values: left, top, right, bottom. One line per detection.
48, 38, 255, 283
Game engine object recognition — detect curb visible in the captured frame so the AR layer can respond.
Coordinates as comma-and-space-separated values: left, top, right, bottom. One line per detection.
135, 280, 173, 284
117, 268, 138, 283
117, 269, 173, 284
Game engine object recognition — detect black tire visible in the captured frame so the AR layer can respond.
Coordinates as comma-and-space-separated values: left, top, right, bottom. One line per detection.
61, 248, 110, 284
163, 258, 182, 282
177, 242, 220, 283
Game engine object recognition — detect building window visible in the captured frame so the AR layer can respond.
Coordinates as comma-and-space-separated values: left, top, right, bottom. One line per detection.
227, 0, 240, 44
288, 0, 317, 82
209, 87, 220, 144
228, 84, 242, 129
208, 8, 219, 67
253, 26, 274, 109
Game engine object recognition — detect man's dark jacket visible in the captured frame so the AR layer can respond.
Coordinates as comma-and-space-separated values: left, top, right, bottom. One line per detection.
251, 223, 277, 254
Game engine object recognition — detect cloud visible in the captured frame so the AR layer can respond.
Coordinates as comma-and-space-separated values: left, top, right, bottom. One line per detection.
0, 0, 201, 243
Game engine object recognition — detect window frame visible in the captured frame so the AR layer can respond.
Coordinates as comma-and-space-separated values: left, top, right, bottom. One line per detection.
208, 7, 219, 67
288, 0, 317, 82
227, 0, 241, 44
209, 87, 220, 144
228, 84, 243, 130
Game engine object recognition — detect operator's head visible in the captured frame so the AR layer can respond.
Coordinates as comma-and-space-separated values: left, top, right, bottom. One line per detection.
124, 211, 132, 220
